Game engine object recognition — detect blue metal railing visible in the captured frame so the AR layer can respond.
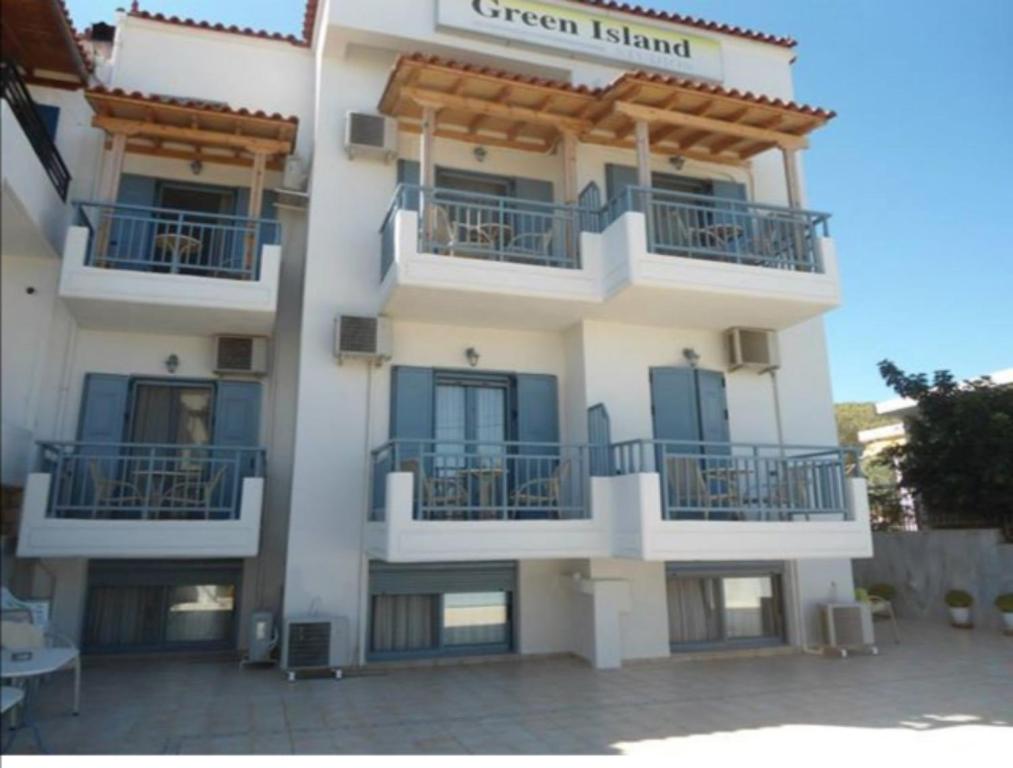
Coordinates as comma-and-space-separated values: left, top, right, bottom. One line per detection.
609, 439, 855, 521
380, 184, 593, 278
74, 201, 281, 281
370, 439, 588, 521
37, 441, 266, 521
604, 186, 830, 273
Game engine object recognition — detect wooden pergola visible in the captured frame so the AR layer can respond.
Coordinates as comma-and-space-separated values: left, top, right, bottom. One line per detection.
1, 0, 90, 88
379, 54, 835, 208
86, 87, 298, 223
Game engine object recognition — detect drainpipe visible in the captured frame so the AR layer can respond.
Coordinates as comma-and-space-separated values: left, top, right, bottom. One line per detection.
354, 363, 376, 666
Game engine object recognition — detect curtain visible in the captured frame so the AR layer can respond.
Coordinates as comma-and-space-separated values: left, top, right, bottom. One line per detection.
667, 577, 721, 644
130, 386, 174, 443
130, 385, 212, 445
370, 594, 437, 653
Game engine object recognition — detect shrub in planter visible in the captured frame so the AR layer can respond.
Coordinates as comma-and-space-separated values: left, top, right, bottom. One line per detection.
945, 589, 973, 627
995, 594, 1013, 633
868, 583, 896, 601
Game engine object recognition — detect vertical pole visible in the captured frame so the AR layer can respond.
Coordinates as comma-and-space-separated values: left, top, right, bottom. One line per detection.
96, 131, 128, 267
634, 119, 652, 238
781, 146, 806, 264
245, 150, 268, 276
561, 130, 578, 265
419, 105, 437, 243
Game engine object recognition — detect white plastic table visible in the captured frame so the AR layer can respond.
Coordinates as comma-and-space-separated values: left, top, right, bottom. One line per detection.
1, 647, 80, 716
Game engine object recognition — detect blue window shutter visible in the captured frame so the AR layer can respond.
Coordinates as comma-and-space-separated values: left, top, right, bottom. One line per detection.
116, 174, 158, 207
35, 104, 60, 141
587, 403, 613, 476
514, 374, 559, 518
649, 367, 700, 443
397, 160, 421, 211
213, 382, 262, 516
695, 369, 730, 454
113, 175, 158, 268
77, 374, 130, 442
711, 180, 751, 258
512, 177, 556, 261
389, 366, 434, 441
213, 381, 262, 447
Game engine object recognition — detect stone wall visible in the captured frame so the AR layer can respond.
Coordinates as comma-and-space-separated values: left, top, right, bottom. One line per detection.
853, 529, 1013, 631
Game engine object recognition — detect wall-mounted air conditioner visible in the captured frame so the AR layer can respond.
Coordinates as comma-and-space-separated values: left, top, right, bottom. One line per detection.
726, 327, 780, 373
213, 336, 269, 376
280, 614, 349, 681
344, 111, 397, 162
334, 315, 392, 365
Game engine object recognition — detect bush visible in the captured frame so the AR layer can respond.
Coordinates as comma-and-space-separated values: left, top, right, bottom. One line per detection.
867, 583, 896, 601
995, 594, 1013, 613
944, 589, 973, 608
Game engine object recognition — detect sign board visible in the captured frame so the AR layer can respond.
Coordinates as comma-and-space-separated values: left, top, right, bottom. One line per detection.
437, 0, 724, 81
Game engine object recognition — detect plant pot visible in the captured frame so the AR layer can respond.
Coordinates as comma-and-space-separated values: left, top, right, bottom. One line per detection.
1002, 612, 1013, 633
948, 606, 972, 627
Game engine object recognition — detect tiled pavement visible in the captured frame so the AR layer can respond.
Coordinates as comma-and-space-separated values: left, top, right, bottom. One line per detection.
6, 620, 1011, 755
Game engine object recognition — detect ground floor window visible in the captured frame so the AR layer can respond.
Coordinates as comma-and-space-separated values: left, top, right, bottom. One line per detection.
666, 563, 785, 650
83, 560, 240, 653
368, 562, 515, 660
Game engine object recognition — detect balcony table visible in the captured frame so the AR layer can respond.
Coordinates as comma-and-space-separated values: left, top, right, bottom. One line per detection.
153, 232, 202, 257
1, 646, 80, 717
455, 466, 505, 514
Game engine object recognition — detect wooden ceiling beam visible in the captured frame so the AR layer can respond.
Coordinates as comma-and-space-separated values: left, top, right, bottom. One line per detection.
613, 101, 808, 150
401, 86, 589, 133
92, 115, 292, 155
399, 120, 552, 154
582, 132, 746, 167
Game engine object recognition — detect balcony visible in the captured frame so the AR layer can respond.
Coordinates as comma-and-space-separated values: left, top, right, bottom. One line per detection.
58, 202, 282, 335
1, 59, 72, 259
379, 185, 601, 330
366, 439, 611, 562
602, 440, 872, 561
17, 441, 266, 558
597, 187, 841, 330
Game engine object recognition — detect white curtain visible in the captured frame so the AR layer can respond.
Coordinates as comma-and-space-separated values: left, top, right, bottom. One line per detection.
370, 594, 437, 652
667, 577, 721, 644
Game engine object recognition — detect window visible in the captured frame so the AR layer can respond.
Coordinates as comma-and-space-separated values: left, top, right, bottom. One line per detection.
129, 382, 214, 445
83, 560, 241, 652
666, 564, 785, 650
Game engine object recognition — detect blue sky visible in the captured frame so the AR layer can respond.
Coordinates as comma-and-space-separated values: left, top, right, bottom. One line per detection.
65, 0, 1013, 403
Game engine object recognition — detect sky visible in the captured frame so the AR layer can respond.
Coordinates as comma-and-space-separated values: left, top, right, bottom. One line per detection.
64, 0, 1013, 403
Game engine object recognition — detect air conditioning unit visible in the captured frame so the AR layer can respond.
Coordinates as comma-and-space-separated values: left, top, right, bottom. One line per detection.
282, 154, 309, 192
821, 603, 877, 657
334, 315, 392, 365
344, 111, 397, 162
213, 335, 269, 376
281, 614, 349, 681
726, 327, 780, 373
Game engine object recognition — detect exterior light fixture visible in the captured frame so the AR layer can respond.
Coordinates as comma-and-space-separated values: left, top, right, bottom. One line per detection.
668, 155, 686, 170
165, 353, 180, 374
190, 159, 203, 175
682, 347, 700, 368
465, 347, 480, 368
473, 146, 488, 163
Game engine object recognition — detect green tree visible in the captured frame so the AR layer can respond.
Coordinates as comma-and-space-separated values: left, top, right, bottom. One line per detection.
878, 360, 1013, 531
833, 402, 894, 447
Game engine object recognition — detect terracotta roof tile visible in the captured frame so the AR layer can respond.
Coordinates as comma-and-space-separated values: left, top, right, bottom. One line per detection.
127, 2, 309, 47
564, 1, 796, 48
87, 85, 300, 124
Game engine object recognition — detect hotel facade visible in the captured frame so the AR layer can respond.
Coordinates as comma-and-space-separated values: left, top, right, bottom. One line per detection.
1, 0, 870, 667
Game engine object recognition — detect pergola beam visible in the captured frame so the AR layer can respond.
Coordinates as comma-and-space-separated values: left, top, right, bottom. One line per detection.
613, 101, 808, 151
402, 86, 590, 134
92, 115, 292, 156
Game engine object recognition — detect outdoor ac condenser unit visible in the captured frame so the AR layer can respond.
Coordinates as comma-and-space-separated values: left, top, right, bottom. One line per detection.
726, 327, 780, 373
281, 614, 349, 681
344, 111, 397, 162
821, 603, 877, 657
334, 315, 392, 365
213, 336, 269, 376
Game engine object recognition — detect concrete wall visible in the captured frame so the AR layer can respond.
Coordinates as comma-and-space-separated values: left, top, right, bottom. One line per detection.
854, 530, 1013, 631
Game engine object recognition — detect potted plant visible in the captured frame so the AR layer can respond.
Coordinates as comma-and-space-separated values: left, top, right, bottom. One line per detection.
945, 589, 973, 627
995, 594, 1013, 634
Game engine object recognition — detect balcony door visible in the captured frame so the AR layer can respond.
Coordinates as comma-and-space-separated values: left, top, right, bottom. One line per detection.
155, 182, 236, 274
128, 381, 214, 446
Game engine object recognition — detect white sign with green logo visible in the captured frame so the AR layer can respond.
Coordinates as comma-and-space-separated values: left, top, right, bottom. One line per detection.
437, 0, 724, 81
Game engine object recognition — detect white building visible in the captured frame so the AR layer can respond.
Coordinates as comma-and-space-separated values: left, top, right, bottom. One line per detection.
2, 0, 870, 668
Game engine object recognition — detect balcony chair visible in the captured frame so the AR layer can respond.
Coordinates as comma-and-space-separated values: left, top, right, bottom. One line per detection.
87, 461, 141, 517
772, 464, 816, 520
399, 458, 468, 520
857, 586, 900, 644
507, 229, 554, 262
664, 456, 743, 520
509, 460, 571, 519
755, 213, 805, 269
160, 465, 228, 520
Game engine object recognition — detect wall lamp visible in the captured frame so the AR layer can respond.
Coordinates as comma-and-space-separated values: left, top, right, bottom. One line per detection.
465, 347, 480, 368
668, 155, 686, 171
473, 146, 488, 163
164, 353, 180, 374
190, 159, 203, 175
682, 347, 700, 368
